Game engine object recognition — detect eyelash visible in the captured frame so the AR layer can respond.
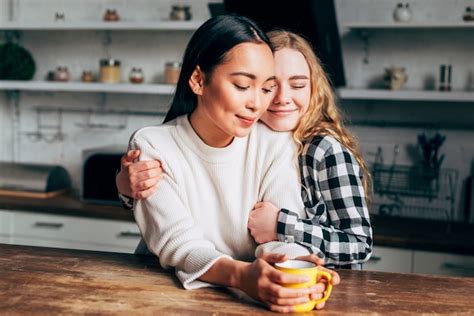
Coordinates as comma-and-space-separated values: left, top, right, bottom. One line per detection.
292, 85, 306, 89
234, 84, 249, 91
262, 84, 277, 94
234, 84, 276, 94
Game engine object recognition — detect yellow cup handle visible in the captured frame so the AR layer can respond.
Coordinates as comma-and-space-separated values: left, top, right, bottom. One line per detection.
313, 271, 333, 304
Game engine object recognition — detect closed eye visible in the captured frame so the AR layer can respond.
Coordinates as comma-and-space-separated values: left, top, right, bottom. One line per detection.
291, 84, 307, 89
234, 84, 249, 91
262, 84, 277, 94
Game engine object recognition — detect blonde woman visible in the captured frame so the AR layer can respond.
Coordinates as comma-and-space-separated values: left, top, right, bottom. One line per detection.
117, 30, 372, 269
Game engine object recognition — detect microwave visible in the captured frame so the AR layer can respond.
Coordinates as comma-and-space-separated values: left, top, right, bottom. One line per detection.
81, 146, 126, 205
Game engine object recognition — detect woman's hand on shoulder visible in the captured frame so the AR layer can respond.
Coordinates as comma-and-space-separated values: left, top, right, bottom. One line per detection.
116, 149, 163, 199
248, 201, 279, 243
237, 253, 322, 313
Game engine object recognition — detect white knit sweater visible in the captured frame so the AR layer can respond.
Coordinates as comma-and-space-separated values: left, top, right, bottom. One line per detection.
130, 115, 309, 289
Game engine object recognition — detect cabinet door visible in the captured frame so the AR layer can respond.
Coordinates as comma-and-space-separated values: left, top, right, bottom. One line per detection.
0, 209, 13, 236
11, 211, 141, 253
413, 250, 474, 277
363, 246, 413, 273
10, 236, 137, 253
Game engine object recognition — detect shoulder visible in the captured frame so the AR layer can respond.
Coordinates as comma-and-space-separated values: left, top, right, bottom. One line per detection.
129, 118, 178, 149
303, 135, 356, 165
252, 122, 296, 154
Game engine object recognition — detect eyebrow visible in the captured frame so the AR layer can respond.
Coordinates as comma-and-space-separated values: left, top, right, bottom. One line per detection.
289, 75, 310, 80
230, 72, 276, 82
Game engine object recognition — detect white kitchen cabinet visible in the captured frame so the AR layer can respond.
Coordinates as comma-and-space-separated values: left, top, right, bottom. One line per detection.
413, 250, 474, 277
4, 210, 142, 253
0, 209, 13, 238
363, 246, 413, 273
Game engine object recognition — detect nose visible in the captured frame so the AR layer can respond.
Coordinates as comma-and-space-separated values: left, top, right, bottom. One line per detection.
246, 89, 265, 112
272, 84, 290, 105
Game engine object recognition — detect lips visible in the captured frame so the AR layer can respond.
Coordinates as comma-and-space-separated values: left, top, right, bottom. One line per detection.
236, 114, 256, 126
267, 109, 298, 115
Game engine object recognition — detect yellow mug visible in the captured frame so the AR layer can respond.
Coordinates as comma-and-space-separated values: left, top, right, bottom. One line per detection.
274, 259, 333, 313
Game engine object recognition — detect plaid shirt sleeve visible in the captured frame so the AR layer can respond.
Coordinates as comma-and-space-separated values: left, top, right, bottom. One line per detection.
277, 135, 373, 266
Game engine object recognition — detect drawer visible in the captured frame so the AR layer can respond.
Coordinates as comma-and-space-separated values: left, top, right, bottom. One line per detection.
363, 246, 413, 273
12, 211, 142, 249
10, 236, 137, 254
413, 250, 474, 277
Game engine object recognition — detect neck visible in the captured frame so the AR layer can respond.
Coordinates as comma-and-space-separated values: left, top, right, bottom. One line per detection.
189, 106, 234, 148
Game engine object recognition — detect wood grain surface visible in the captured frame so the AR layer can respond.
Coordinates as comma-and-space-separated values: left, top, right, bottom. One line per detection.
1, 244, 473, 315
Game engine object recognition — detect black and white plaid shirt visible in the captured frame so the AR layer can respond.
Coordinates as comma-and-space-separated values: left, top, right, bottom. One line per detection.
277, 135, 373, 268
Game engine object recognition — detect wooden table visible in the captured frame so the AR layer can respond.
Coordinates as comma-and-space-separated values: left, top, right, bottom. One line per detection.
1, 244, 473, 315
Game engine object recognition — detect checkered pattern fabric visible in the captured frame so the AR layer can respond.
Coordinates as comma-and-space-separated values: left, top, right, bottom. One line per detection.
277, 135, 373, 268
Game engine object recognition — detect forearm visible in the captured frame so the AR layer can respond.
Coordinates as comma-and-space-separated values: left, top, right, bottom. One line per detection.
277, 209, 372, 264
199, 257, 249, 289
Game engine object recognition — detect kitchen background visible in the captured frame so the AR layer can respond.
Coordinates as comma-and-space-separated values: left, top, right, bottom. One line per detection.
0, 0, 473, 275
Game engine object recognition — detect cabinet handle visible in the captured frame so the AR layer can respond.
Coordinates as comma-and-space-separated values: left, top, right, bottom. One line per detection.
33, 222, 64, 229
369, 256, 382, 262
441, 262, 474, 271
117, 231, 141, 238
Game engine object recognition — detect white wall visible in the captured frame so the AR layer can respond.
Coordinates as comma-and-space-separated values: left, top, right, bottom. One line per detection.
335, 0, 474, 221
0, 0, 472, 221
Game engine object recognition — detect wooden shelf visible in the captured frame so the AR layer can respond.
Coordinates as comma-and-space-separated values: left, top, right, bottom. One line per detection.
0, 81, 175, 95
337, 88, 474, 102
343, 22, 474, 30
0, 21, 204, 31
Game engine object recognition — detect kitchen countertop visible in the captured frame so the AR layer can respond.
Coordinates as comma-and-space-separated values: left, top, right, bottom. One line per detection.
1, 243, 473, 315
1, 194, 474, 255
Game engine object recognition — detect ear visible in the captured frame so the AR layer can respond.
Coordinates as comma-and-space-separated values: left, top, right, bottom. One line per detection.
188, 66, 205, 96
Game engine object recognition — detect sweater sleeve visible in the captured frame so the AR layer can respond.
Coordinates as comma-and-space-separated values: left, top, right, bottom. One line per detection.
131, 134, 232, 290
277, 138, 373, 265
255, 137, 311, 259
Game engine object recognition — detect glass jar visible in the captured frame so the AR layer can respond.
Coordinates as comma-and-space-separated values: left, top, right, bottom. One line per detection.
164, 61, 181, 84
170, 5, 192, 21
129, 67, 144, 84
393, 3, 412, 22
103, 9, 120, 22
54, 66, 70, 82
81, 70, 94, 83
100, 59, 121, 83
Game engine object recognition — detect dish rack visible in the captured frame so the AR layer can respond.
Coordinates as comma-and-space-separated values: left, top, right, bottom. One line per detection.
371, 163, 458, 221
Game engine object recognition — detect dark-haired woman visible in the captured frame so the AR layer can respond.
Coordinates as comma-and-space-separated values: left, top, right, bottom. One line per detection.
126, 15, 339, 313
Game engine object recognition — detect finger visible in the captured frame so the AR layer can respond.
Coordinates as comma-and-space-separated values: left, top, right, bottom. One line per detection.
309, 292, 323, 301
267, 283, 311, 299
315, 301, 326, 310
254, 201, 264, 208
260, 253, 288, 264
267, 294, 310, 307
317, 266, 340, 285
134, 185, 158, 199
268, 269, 310, 285
127, 149, 140, 159
309, 283, 326, 294
267, 304, 295, 314
140, 160, 162, 171
129, 160, 161, 173
295, 254, 325, 266
134, 176, 162, 191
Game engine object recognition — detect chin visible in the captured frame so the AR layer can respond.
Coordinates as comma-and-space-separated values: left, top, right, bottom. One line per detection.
262, 120, 297, 132
233, 127, 253, 138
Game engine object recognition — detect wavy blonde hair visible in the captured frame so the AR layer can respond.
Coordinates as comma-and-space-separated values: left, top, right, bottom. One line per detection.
267, 30, 372, 201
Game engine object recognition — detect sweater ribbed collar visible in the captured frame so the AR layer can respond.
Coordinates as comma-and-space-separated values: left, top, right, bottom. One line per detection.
174, 115, 247, 164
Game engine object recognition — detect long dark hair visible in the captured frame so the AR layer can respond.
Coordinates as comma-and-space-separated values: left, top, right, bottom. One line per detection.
164, 14, 272, 123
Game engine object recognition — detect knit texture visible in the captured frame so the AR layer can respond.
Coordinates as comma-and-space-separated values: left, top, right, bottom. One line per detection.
130, 116, 309, 289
